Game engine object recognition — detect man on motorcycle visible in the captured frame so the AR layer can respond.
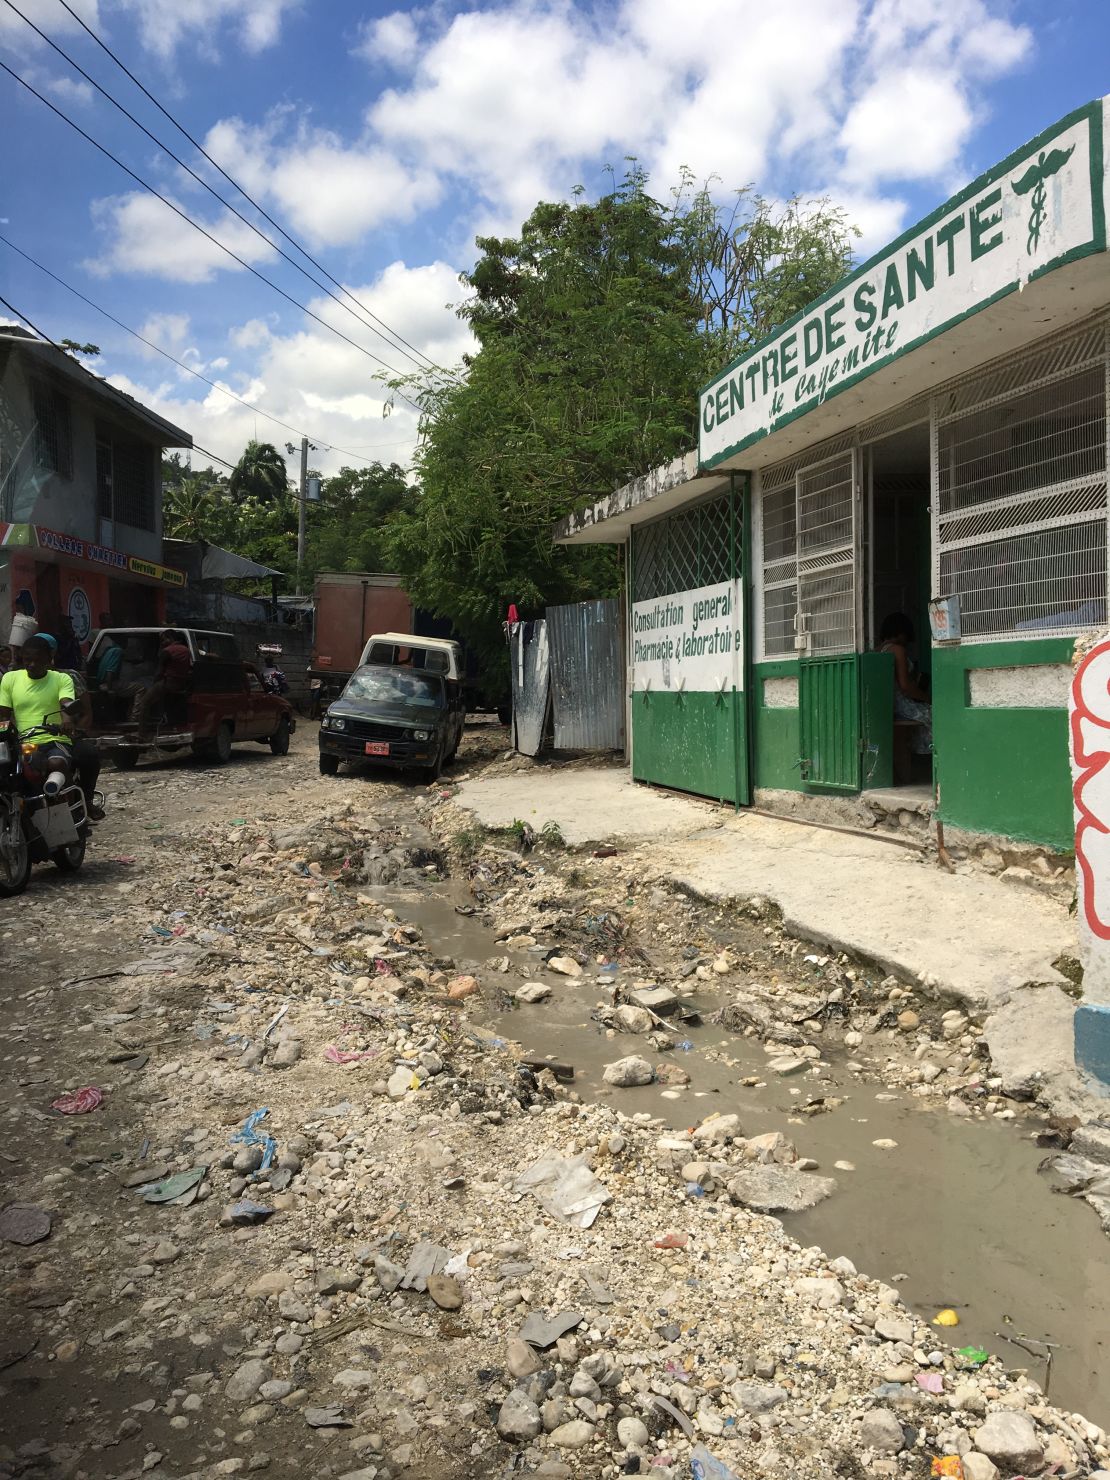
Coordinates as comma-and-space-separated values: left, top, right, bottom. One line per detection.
0, 634, 97, 816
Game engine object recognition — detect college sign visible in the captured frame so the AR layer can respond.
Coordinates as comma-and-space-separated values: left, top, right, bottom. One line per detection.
0, 523, 186, 586
700, 101, 1106, 468
632, 580, 743, 693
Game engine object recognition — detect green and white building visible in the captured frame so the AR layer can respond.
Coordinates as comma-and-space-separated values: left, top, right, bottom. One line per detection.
555, 97, 1110, 854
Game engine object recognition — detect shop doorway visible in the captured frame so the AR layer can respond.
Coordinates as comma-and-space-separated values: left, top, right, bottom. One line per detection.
864, 424, 933, 789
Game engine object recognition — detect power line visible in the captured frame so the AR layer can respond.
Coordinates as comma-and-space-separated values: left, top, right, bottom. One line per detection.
0, 60, 425, 405
51, 0, 450, 379
0, 230, 409, 465
1, 0, 448, 380
0, 291, 54, 342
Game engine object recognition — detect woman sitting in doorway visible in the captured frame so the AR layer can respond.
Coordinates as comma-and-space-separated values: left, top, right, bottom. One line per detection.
879, 612, 932, 755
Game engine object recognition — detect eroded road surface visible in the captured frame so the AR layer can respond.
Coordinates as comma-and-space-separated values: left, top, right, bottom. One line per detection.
1, 725, 1108, 1480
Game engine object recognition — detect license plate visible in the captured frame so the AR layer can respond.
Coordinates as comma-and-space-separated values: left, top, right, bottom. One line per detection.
365, 741, 390, 756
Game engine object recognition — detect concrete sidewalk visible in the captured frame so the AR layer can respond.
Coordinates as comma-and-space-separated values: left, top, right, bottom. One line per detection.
456, 761, 1090, 1113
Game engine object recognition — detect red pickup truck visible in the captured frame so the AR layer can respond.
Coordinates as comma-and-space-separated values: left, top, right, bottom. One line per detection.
84, 626, 295, 769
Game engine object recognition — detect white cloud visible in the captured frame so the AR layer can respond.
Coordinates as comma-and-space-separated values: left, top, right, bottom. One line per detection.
0, 0, 100, 47
355, 10, 421, 69
137, 311, 191, 355
104, 261, 474, 479
204, 115, 442, 250
110, 0, 300, 60
839, 71, 973, 186
86, 191, 278, 284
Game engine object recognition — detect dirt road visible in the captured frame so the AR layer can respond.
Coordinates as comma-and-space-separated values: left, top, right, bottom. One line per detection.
1, 727, 1107, 1480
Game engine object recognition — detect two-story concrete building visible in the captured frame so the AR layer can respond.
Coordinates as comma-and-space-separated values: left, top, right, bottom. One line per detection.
0, 327, 191, 648
556, 96, 1110, 858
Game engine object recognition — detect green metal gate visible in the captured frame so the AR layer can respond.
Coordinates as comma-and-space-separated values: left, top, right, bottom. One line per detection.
799, 654, 861, 790
630, 489, 749, 805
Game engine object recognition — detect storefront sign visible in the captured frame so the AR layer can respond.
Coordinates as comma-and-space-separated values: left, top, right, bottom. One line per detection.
128, 556, 185, 587
68, 586, 92, 642
700, 101, 1105, 468
631, 580, 742, 692
0, 523, 185, 586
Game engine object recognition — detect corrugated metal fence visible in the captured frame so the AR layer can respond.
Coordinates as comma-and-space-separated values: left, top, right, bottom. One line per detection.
509, 598, 624, 755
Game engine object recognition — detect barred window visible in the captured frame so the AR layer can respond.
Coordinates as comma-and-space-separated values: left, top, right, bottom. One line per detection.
96, 433, 157, 531
760, 450, 857, 658
632, 495, 733, 602
935, 325, 1108, 639
32, 384, 72, 478
761, 483, 797, 657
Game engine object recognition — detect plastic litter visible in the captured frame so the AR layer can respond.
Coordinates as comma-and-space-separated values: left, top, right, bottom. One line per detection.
304, 1405, 352, 1428
685, 1183, 707, 1197
149, 924, 173, 938
515, 1150, 611, 1229
651, 1395, 694, 1437
137, 1166, 207, 1205
677, 1039, 695, 1051
932, 1308, 960, 1326
230, 1107, 276, 1172
691, 1444, 740, 1479
654, 1232, 689, 1249
323, 1045, 380, 1064
51, 1087, 103, 1114
931, 1459, 964, 1478
956, 1345, 990, 1366
916, 1372, 945, 1394
108, 855, 136, 864
0, 1202, 51, 1244
226, 1199, 273, 1224
517, 1309, 584, 1349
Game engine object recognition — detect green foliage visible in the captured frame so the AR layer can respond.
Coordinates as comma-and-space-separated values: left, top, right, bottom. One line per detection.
59, 339, 101, 358
228, 439, 290, 504
387, 166, 856, 677
304, 463, 410, 575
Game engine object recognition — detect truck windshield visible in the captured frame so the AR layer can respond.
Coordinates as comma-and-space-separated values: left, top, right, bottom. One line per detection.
342, 669, 445, 709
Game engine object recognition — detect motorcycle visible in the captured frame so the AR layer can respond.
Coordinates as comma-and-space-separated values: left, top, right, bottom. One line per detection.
0, 719, 92, 898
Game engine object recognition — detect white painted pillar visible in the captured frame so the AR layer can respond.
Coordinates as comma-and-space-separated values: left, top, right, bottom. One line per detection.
1070, 630, 1110, 1090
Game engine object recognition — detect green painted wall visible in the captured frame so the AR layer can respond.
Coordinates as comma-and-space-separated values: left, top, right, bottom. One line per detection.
632, 690, 744, 804
932, 638, 1074, 849
752, 660, 803, 792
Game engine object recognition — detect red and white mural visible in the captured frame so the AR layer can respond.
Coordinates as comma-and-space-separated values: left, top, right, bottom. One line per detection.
1070, 637, 1110, 945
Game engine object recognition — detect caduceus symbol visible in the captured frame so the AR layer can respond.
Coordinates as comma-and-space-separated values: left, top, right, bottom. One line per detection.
1011, 144, 1075, 254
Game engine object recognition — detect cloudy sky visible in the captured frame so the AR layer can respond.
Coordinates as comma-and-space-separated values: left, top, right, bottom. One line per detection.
1, 0, 1107, 481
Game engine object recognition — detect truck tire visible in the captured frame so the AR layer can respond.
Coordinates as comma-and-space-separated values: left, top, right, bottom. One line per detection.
319, 753, 340, 776
269, 717, 291, 755
113, 747, 140, 771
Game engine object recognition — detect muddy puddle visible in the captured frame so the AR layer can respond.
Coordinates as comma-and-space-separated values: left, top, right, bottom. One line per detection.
396, 885, 1109, 1425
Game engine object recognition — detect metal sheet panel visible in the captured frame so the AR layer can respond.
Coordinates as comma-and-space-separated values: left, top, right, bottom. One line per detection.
510, 620, 550, 757
799, 653, 860, 791
547, 599, 624, 751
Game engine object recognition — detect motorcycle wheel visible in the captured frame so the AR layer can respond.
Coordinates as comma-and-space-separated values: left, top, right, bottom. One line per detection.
0, 799, 31, 898
52, 837, 86, 873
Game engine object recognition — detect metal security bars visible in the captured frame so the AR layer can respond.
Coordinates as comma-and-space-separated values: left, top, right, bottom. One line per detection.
632, 494, 734, 601
934, 321, 1108, 639
759, 449, 858, 657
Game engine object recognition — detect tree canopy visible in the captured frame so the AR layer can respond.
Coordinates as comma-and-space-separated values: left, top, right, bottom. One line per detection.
228, 439, 290, 504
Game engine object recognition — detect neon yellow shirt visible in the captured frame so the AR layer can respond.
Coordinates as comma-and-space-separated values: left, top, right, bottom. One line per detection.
0, 668, 75, 747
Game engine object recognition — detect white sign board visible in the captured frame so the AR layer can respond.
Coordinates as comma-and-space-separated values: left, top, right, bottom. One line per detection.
631, 580, 742, 693
700, 101, 1105, 467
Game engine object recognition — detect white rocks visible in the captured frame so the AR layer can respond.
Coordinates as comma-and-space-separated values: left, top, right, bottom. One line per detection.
628, 986, 678, 1014
829, 1256, 857, 1278
613, 1005, 654, 1034
333, 1369, 377, 1391
387, 1065, 414, 1099
860, 1408, 906, 1454
691, 1114, 742, 1145
874, 1313, 914, 1344
374, 1254, 403, 1293
506, 1338, 541, 1379
767, 1055, 809, 1076
497, 1390, 543, 1442
602, 1055, 654, 1088
516, 982, 552, 1003
960, 1456, 1000, 1480
547, 1419, 595, 1448
277, 1289, 311, 1323
744, 1131, 797, 1165
793, 1277, 845, 1309
270, 1038, 302, 1069
952, 1383, 988, 1416
547, 957, 582, 978
731, 1383, 788, 1414
245, 1270, 293, 1298
617, 1416, 649, 1447
225, 1359, 270, 1403
150, 1240, 179, 1264
973, 1412, 1045, 1473
727, 1164, 837, 1213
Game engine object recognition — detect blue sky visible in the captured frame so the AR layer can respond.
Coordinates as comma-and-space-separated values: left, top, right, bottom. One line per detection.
2, 0, 1108, 480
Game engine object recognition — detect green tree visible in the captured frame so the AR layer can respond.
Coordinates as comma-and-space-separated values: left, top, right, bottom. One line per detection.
388, 167, 855, 678
229, 439, 290, 503
304, 463, 411, 575
162, 470, 220, 540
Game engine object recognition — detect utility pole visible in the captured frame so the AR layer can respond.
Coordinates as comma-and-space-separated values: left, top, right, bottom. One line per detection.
296, 435, 308, 596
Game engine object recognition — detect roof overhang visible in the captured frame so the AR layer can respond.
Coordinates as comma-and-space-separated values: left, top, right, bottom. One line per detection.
554, 452, 733, 546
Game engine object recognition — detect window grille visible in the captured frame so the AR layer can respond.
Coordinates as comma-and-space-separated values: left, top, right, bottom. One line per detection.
632, 494, 733, 602
934, 323, 1108, 640
32, 384, 72, 478
99, 436, 156, 531
759, 450, 857, 657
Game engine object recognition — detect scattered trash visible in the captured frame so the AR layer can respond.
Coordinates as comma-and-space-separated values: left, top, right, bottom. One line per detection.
654, 1232, 689, 1249
304, 1405, 352, 1428
137, 1166, 207, 1205
957, 1346, 990, 1366
323, 1045, 380, 1064
225, 1199, 273, 1225
515, 1150, 611, 1229
149, 924, 174, 938
651, 1394, 695, 1437
931, 1458, 964, 1478
51, 1087, 103, 1114
691, 1443, 740, 1479
677, 1039, 695, 1051
108, 855, 136, 864
262, 1003, 290, 1039
517, 1309, 584, 1349
230, 1107, 276, 1172
0, 1202, 51, 1244
592, 846, 620, 858
916, 1372, 945, 1393
933, 1308, 960, 1327
400, 1239, 452, 1293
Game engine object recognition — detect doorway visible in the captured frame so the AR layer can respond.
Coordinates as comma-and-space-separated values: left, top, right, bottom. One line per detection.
864, 424, 933, 790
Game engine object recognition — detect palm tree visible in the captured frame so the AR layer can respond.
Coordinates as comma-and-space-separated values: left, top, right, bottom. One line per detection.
163, 473, 218, 540
229, 440, 290, 503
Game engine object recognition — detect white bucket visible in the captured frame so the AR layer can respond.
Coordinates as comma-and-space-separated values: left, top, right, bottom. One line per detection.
8, 612, 38, 648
